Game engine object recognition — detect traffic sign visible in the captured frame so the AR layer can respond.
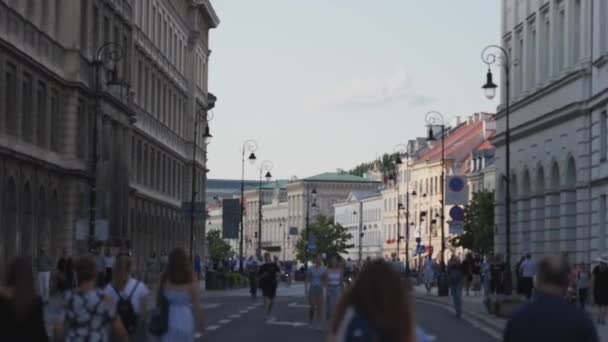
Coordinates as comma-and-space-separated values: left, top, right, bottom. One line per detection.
446, 175, 468, 205
449, 221, 464, 235
449, 206, 464, 221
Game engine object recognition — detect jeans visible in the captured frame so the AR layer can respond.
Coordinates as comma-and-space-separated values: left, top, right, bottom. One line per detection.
450, 282, 463, 317
37, 271, 50, 302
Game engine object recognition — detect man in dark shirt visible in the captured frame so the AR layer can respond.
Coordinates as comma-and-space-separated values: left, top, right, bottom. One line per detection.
503, 255, 598, 342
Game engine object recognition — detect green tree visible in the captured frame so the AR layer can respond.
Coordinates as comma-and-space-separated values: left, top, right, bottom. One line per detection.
451, 190, 495, 255
349, 153, 399, 178
295, 215, 354, 262
207, 230, 233, 263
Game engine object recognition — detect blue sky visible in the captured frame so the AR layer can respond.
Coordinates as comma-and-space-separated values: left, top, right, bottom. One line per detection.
207, 0, 500, 180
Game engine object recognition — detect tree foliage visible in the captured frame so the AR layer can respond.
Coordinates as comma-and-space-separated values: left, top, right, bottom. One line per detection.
295, 215, 354, 262
451, 190, 495, 255
350, 153, 399, 178
207, 230, 233, 263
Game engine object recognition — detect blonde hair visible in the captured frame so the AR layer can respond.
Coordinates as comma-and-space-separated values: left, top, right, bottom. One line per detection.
113, 255, 132, 290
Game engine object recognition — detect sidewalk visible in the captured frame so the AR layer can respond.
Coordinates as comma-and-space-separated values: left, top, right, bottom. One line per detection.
412, 285, 608, 341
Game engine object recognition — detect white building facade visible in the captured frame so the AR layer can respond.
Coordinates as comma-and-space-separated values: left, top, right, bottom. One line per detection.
496, 0, 608, 264
334, 191, 383, 261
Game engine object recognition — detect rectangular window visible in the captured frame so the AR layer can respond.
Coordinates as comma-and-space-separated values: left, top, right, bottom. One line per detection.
50, 89, 60, 152
80, 0, 88, 53
601, 111, 608, 161
601, 195, 607, 253
36, 81, 47, 147
144, 67, 149, 111
92, 5, 99, 51
572, 0, 581, 63
541, 12, 550, 82
103, 16, 110, 45
528, 25, 536, 89
76, 99, 87, 159
22, 72, 33, 141
137, 61, 142, 105
5, 62, 17, 135
556, 8, 565, 72
517, 32, 523, 96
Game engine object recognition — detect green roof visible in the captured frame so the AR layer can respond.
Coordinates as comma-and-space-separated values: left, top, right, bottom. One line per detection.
245, 179, 289, 191
303, 172, 380, 183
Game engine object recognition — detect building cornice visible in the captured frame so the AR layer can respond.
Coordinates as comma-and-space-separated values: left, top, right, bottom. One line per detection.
191, 0, 220, 29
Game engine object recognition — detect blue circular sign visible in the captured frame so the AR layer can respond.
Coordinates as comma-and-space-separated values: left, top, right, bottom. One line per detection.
449, 206, 464, 221
449, 177, 465, 192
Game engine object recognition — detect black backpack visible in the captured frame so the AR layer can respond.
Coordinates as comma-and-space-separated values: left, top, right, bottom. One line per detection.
113, 281, 139, 334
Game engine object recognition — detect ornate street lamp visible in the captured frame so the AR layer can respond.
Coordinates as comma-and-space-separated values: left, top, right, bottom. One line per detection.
257, 160, 274, 258
189, 96, 216, 260
89, 42, 129, 252
482, 44, 512, 294
304, 184, 318, 269
425, 110, 448, 296
239, 140, 258, 271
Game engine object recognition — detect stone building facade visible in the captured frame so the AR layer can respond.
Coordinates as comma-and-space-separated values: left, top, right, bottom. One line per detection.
243, 173, 380, 261
0, 0, 218, 274
495, 0, 608, 264
333, 191, 384, 261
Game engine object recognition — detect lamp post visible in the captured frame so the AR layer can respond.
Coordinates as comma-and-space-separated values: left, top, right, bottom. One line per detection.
481, 45, 512, 295
281, 221, 286, 263
239, 140, 257, 271
189, 97, 216, 260
304, 184, 317, 269
257, 160, 273, 258
425, 110, 448, 296
393, 144, 409, 267
353, 206, 364, 265
90, 42, 129, 252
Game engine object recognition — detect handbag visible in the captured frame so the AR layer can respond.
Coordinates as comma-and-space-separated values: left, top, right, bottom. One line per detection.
148, 287, 169, 336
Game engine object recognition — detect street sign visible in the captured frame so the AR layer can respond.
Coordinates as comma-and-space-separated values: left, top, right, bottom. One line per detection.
449, 206, 465, 221
446, 175, 468, 205
307, 232, 317, 253
181, 202, 205, 221
416, 245, 426, 255
449, 221, 465, 235
222, 199, 240, 239
75, 219, 109, 241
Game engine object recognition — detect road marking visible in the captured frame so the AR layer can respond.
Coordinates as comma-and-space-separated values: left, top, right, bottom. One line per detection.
266, 320, 308, 327
203, 303, 220, 309
206, 325, 220, 331
229, 314, 241, 319
218, 319, 231, 324
414, 298, 501, 341
239, 310, 249, 314
288, 302, 311, 308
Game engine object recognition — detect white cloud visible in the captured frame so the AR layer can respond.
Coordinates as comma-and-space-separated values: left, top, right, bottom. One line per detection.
320, 66, 434, 109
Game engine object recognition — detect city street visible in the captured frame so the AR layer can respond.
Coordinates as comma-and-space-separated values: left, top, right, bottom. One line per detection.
199, 284, 497, 342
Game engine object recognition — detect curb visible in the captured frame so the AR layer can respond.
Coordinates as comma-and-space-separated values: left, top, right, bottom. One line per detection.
413, 293, 505, 340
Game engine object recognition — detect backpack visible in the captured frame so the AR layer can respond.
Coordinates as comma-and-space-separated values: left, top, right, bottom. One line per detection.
113, 281, 139, 334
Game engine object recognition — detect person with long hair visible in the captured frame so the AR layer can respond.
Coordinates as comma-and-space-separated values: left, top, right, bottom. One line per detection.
328, 259, 415, 342
305, 254, 327, 331
258, 252, 281, 321
0, 257, 48, 341
104, 255, 150, 340
54, 255, 129, 341
326, 256, 344, 322
160, 248, 205, 342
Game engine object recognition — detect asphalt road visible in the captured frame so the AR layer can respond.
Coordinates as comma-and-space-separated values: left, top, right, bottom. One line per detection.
200, 284, 498, 342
